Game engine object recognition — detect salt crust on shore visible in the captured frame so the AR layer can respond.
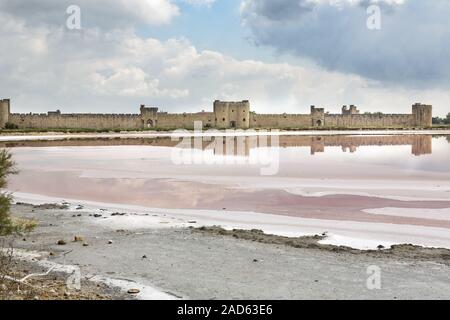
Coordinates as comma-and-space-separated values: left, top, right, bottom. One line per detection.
7, 249, 177, 300
12, 192, 450, 250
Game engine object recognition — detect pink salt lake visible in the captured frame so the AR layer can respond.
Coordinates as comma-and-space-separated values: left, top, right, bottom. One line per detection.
4, 133, 450, 248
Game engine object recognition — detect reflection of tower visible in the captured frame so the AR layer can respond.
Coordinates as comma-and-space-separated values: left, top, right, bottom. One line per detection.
411, 135, 432, 156
212, 136, 251, 157
205, 134, 433, 157
306, 135, 432, 156
340, 146, 357, 153
310, 137, 325, 155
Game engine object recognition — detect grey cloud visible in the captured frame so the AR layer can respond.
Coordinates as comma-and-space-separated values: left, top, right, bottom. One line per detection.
241, 0, 450, 87
0, 0, 179, 29
243, 0, 313, 21
1, 0, 449, 117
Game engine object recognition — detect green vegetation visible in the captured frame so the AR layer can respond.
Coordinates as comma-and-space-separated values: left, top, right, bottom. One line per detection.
4, 123, 18, 130
432, 113, 450, 125
0, 150, 16, 236
0, 150, 35, 236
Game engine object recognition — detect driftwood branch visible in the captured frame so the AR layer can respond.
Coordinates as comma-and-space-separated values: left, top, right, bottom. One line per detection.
1, 265, 56, 288
20, 265, 56, 282
1, 275, 36, 288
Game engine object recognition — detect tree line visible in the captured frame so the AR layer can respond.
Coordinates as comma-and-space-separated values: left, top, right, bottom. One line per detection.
432, 113, 450, 125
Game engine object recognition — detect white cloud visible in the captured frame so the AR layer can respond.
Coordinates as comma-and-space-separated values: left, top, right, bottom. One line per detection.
0, 0, 180, 28
0, 0, 448, 117
304, 0, 405, 6
240, 0, 450, 88
182, 0, 216, 7
89, 67, 189, 98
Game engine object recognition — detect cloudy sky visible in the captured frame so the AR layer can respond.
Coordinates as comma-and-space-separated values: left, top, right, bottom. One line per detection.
1, 0, 449, 116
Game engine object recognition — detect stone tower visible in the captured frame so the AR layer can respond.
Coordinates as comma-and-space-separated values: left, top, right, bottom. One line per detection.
342, 105, 360, 115
0, 99, 11, 128
213, 100, 250, 129
412, 103, 432, 127
310, 106, 325, 127
140, 105, 159, 128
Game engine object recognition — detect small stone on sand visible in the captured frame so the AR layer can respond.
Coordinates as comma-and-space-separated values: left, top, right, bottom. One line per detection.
127, 289, 140, 294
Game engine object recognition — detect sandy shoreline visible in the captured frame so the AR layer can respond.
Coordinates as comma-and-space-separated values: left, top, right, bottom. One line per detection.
7, 202, 450, 300
9, 192, 450, 250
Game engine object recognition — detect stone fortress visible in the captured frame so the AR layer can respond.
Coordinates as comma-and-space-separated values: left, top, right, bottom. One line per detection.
0, 98, 433, 130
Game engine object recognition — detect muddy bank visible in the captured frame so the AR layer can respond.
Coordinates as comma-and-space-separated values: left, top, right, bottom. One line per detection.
6, 203, 450, 299
192, 226, 450, 266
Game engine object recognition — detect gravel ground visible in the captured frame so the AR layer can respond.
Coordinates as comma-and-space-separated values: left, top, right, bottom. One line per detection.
0, 259, 121, 300
8, 204, 450, 300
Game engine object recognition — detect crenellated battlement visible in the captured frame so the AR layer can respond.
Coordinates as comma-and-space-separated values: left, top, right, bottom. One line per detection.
342, 105, 360, 115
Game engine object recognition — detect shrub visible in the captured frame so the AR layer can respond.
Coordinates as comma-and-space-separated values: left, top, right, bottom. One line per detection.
0, 150, 18, 236
4, 123, 18, 130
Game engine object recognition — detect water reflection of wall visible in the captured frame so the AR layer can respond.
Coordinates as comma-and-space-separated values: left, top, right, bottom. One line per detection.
0, 135, 435, 156
208, 135, 433, 157
304, 135, 433, 156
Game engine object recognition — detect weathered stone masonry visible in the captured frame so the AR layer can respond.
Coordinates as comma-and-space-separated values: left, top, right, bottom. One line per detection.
0, 98, 432, 130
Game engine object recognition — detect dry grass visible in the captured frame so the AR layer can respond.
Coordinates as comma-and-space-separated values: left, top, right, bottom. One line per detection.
0, 240, 37, 300
0, 242, 113, 300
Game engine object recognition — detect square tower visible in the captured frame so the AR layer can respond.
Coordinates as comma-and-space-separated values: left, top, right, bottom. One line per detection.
0, 99, 11, 128
214, 100, 250, 129
412, 103, 432, 127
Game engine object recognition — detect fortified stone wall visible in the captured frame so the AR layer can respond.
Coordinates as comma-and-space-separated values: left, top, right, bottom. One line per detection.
0, 99, 433, 130
249, 107, 420, 129
251, 114, 311, 128
157, 112, 214, 129
8, 113, 142, 130
324, 114, 415, 128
